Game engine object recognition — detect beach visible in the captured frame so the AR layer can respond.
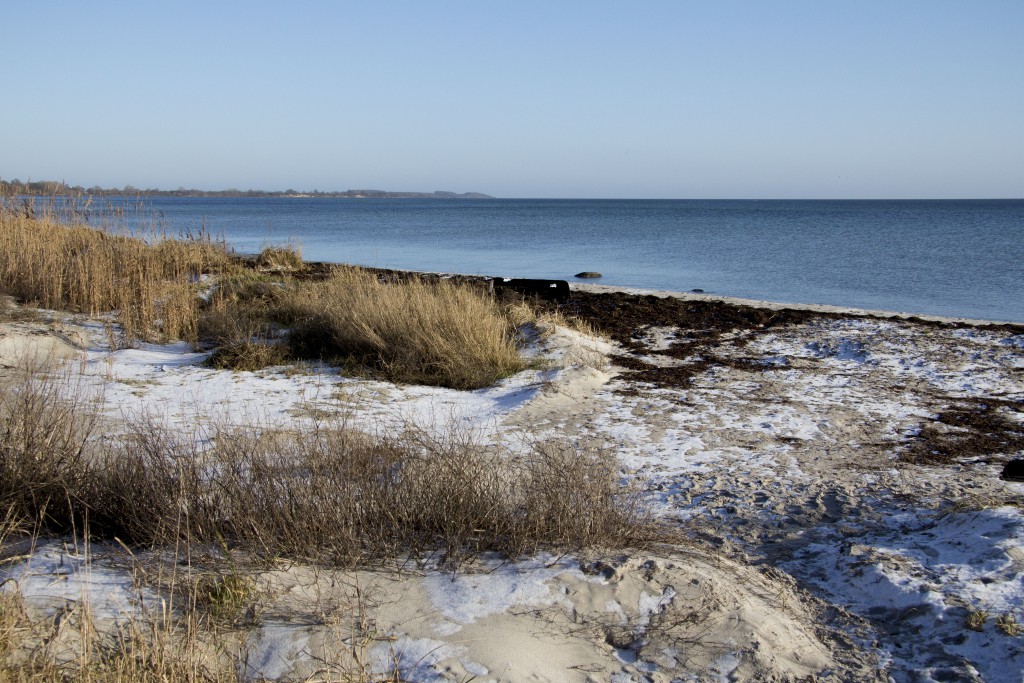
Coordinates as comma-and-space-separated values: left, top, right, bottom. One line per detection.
2, 274, 1022, 682
6, 0, 1023, 676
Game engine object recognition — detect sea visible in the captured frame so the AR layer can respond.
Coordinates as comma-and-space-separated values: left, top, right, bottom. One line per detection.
77, 197, 1024, 323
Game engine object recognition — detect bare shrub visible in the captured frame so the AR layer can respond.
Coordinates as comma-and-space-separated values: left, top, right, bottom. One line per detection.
519, 441, 647, 549
0, 359, 98, 532
284, 267, 525, 389
205, 342, 290, 372
75, 416, 654, 567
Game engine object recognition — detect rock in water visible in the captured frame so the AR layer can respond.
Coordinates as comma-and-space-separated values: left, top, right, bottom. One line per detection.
575, 271, 602, 279
1001, 459, 1024, 482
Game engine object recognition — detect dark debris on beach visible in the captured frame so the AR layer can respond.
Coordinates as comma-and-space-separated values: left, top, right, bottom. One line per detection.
902, 397, 1024, 467
240, 258, 1024, 467
546, 290, 836, 390
254, 257, 1024, 401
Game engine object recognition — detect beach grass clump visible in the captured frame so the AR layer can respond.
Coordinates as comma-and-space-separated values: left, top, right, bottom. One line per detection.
0, 204, 228, 345
204, 340, 291, 371
198, 269, 294, 371
282, 267, 525, 389
254, 243, 302, 271
198, 269, 291, 338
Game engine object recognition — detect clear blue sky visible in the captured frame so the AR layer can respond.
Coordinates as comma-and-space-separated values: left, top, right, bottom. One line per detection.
2, 1, 1022, 198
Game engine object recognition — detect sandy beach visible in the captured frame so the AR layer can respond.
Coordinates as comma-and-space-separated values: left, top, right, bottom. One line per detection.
2, 282, 1022, 682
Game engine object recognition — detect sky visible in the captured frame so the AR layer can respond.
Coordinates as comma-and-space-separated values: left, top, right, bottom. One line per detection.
2, 0, 1022, 199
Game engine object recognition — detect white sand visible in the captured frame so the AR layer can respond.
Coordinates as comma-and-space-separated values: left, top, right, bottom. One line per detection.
2, 296, 1022, 682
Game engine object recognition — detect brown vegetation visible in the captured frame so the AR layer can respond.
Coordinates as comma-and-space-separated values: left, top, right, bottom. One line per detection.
0, 206, 528, 389
0, 204, 227, 346
282, 267, 525, 389
0, 362, 654, 569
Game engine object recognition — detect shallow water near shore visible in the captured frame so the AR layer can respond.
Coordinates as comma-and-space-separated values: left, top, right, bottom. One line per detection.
94, 197, 1024, 323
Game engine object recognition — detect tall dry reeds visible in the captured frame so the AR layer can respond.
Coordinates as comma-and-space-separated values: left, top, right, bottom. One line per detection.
1, 202, 526, 387
283, 267, 525, 389
0, 205, 228, 345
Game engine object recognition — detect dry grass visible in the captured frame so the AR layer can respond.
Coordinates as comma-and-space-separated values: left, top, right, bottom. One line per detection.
85, 420, 651, 567
965, 609, 989, 632
0, 535, 413, 682
1, 205, 528, 388
0, 505, 239, 681
0, 205, 228, 346
0, 358, 98, 535
995, 612, 1020, 637
198, 264, 528, 387
0, 591, 238, 682
198, 270, 292, 371
0, 357, 654, 680
254, 244, 302, 271
283, 267, 525, 389
205, 342, 291, 372
0, 359, 656, 570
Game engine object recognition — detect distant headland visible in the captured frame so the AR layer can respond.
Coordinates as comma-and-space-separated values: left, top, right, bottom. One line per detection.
0, 179, 492, 199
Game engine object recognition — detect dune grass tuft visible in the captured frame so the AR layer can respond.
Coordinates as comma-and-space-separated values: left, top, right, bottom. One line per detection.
283, 267, 525, 389
254, 243, 302, 271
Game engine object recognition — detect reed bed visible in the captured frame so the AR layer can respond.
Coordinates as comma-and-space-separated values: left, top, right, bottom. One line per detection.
0, 205, 227, 345
1, 204, 524, 388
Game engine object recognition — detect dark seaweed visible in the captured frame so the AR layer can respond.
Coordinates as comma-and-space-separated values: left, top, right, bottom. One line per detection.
903, 398, 1024, 465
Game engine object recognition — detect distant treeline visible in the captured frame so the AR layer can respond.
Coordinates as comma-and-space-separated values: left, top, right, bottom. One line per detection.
0, 179, 492, 199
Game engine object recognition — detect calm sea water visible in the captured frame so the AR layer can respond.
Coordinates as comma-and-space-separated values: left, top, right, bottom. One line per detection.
103, 197, 1022, 323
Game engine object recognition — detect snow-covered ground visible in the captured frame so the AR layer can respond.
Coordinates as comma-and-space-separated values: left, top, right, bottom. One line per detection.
2, 305, 1022, 682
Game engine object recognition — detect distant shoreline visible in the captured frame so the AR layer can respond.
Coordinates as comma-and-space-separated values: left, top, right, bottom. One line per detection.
0, 179, 493, 199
